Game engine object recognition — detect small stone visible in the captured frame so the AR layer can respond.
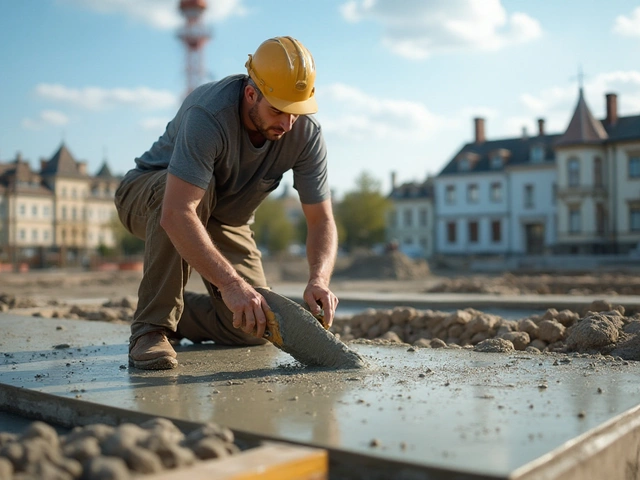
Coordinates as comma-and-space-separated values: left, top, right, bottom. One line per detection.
369, 438, 380, 447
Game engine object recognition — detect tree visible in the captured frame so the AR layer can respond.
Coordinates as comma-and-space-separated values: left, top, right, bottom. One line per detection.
252, 197, 294, 254
335, 172, 390, 251
109, 214, 144, 256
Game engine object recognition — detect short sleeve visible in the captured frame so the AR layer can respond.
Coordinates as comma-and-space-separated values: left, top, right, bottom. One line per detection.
167, 106, 223, 190
292, 126, 331, 204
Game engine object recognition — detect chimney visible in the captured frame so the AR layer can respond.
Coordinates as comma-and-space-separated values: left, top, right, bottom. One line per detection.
391, 171, 397, 189
521, 126, 528, 140
538, 118, 545, 136
474, 117, 485, 144
78, 162, 87, 175
606, 93, 618, 126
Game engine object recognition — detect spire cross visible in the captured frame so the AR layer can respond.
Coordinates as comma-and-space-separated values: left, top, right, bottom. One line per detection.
571, 65, 587, 90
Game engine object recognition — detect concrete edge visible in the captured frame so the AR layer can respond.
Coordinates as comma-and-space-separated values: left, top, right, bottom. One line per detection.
511, 402, 640, 480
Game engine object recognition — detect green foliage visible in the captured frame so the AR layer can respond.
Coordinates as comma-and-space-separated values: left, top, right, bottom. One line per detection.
335, 171, 390, 250
109, 213, 145, 256
253, 197, 295, 254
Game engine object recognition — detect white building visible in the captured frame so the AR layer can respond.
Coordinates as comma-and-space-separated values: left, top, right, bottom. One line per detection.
555, 91, 640, 254
386, 173, 434, 258
434, 118, 559, 256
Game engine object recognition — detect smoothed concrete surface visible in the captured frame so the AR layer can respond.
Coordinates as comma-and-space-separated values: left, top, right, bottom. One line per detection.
2, 313, 640, 479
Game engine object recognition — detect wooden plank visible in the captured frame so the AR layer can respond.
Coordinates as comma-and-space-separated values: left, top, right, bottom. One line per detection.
145, 442, 327, 480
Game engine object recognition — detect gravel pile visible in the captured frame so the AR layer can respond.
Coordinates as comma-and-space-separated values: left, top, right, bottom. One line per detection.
0, 418, 239, 480
332, 299, 640, 361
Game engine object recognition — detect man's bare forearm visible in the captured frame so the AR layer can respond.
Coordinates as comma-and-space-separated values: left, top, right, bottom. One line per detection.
306, 217, 337, 285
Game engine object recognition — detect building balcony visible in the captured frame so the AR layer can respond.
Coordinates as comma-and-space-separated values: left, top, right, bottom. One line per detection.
557, 185, 608, 200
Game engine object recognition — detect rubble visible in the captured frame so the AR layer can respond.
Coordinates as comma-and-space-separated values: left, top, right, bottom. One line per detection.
331, 300, 640, 361
0, 419, 239, 480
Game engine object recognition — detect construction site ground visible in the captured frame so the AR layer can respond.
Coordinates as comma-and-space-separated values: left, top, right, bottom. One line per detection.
2, 262, 640, 479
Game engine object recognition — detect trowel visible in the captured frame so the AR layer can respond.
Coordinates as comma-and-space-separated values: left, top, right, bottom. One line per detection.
256, 287, 366, 369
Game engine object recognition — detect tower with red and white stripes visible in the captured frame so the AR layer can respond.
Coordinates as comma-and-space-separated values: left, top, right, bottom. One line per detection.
177, 0, 211, 96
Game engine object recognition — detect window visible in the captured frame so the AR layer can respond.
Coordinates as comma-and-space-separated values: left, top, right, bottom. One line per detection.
72, 207, 77, 221
62, 206, 67, 220
72, 188, 77, 199
459, 158, 470, 171
467, 184, 479, 204
19, 229, 26, 240
43, 230, 50, 241
403, 208, 413, 227
596, 204, 606, 234
531, 145, 544, 163
552, 183, 557, 204
594, 157, 603, 187
490, 155, 503, 169
629, 156, 640, 178
32, 230, 38, 241
19, 204, 26, 216
631, 206, 640, 232
468, 221, 479, 243
447, 222, 457, 243
419, 208, 428, 227
491, 221, 501, 242
568, 158, 580, 187
569, 206, 581, 234
43, 206, 50, 218
445, 185, 456, 205
524, 184, 534, 209
31, 205, 38, 217
490, 182, 502, 202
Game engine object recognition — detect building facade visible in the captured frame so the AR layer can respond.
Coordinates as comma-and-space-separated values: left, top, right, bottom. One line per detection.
0, 144, 120, 266
386, 173, 435, 258
434, 118, 559, 257
555, 91, 640, 254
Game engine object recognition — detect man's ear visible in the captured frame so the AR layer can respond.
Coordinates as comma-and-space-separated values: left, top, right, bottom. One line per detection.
245, 85, 259, 104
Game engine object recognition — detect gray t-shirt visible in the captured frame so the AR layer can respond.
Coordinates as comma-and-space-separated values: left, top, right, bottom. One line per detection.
134, 74, 330, 226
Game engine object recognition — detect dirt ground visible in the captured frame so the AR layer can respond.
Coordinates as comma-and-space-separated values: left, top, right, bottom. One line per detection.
2, 255, 640, 361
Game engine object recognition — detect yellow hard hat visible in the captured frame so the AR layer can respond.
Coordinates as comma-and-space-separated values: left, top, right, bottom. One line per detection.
245, 36, 318, 115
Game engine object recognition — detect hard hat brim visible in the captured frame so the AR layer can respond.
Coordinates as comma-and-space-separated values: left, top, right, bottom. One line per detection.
263, 92, 318, 115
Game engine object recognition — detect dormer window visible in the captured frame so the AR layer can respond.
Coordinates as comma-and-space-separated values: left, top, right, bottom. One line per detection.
531, 145, 544, 163
489, 149, 510, 169
457, 152, 479, 172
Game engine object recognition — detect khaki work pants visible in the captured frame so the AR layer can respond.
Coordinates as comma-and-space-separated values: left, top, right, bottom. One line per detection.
114, 170, 268, 348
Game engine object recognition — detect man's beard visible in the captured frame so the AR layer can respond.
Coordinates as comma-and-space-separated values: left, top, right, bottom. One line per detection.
248, 102, 285, 141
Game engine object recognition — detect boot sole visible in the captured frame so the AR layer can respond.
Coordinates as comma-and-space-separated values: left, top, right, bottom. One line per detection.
129, 356, 178, 370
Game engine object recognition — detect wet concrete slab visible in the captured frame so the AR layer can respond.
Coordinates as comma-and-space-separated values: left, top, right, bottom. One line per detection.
2, 313, 640, 479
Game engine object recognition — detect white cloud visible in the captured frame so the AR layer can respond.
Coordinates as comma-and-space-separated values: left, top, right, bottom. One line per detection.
339, 0, 542, 59
520, 70, 640, 118
613, 7, 640, 37
140, 117, 170, 131
22, 110, 70, 130
318, 83, 448, 141
59, 0, 248, 30
35, 84, 177, 111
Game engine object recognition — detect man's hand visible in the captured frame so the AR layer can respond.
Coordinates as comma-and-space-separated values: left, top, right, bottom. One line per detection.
219, 278, 271, 338
303, 279, 339, 328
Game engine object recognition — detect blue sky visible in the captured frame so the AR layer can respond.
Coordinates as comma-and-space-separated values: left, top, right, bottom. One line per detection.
2, 0, 640, 198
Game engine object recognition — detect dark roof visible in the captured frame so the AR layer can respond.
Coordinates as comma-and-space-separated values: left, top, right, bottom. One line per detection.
389, 179, 433, 199
95, 161, 115, 179
438, 134, 560, 176
603, 114, 640, 142
41, 143, 87, 178
556, 89, 608, 147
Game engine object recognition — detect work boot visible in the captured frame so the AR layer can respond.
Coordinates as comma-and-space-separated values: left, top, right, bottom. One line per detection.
129, 331, 178, 370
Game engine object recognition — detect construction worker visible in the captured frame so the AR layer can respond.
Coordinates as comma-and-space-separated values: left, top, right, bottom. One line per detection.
115, 36, 338, 370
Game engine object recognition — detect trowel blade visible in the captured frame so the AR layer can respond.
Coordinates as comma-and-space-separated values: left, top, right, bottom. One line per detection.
256, 287, 366, 369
